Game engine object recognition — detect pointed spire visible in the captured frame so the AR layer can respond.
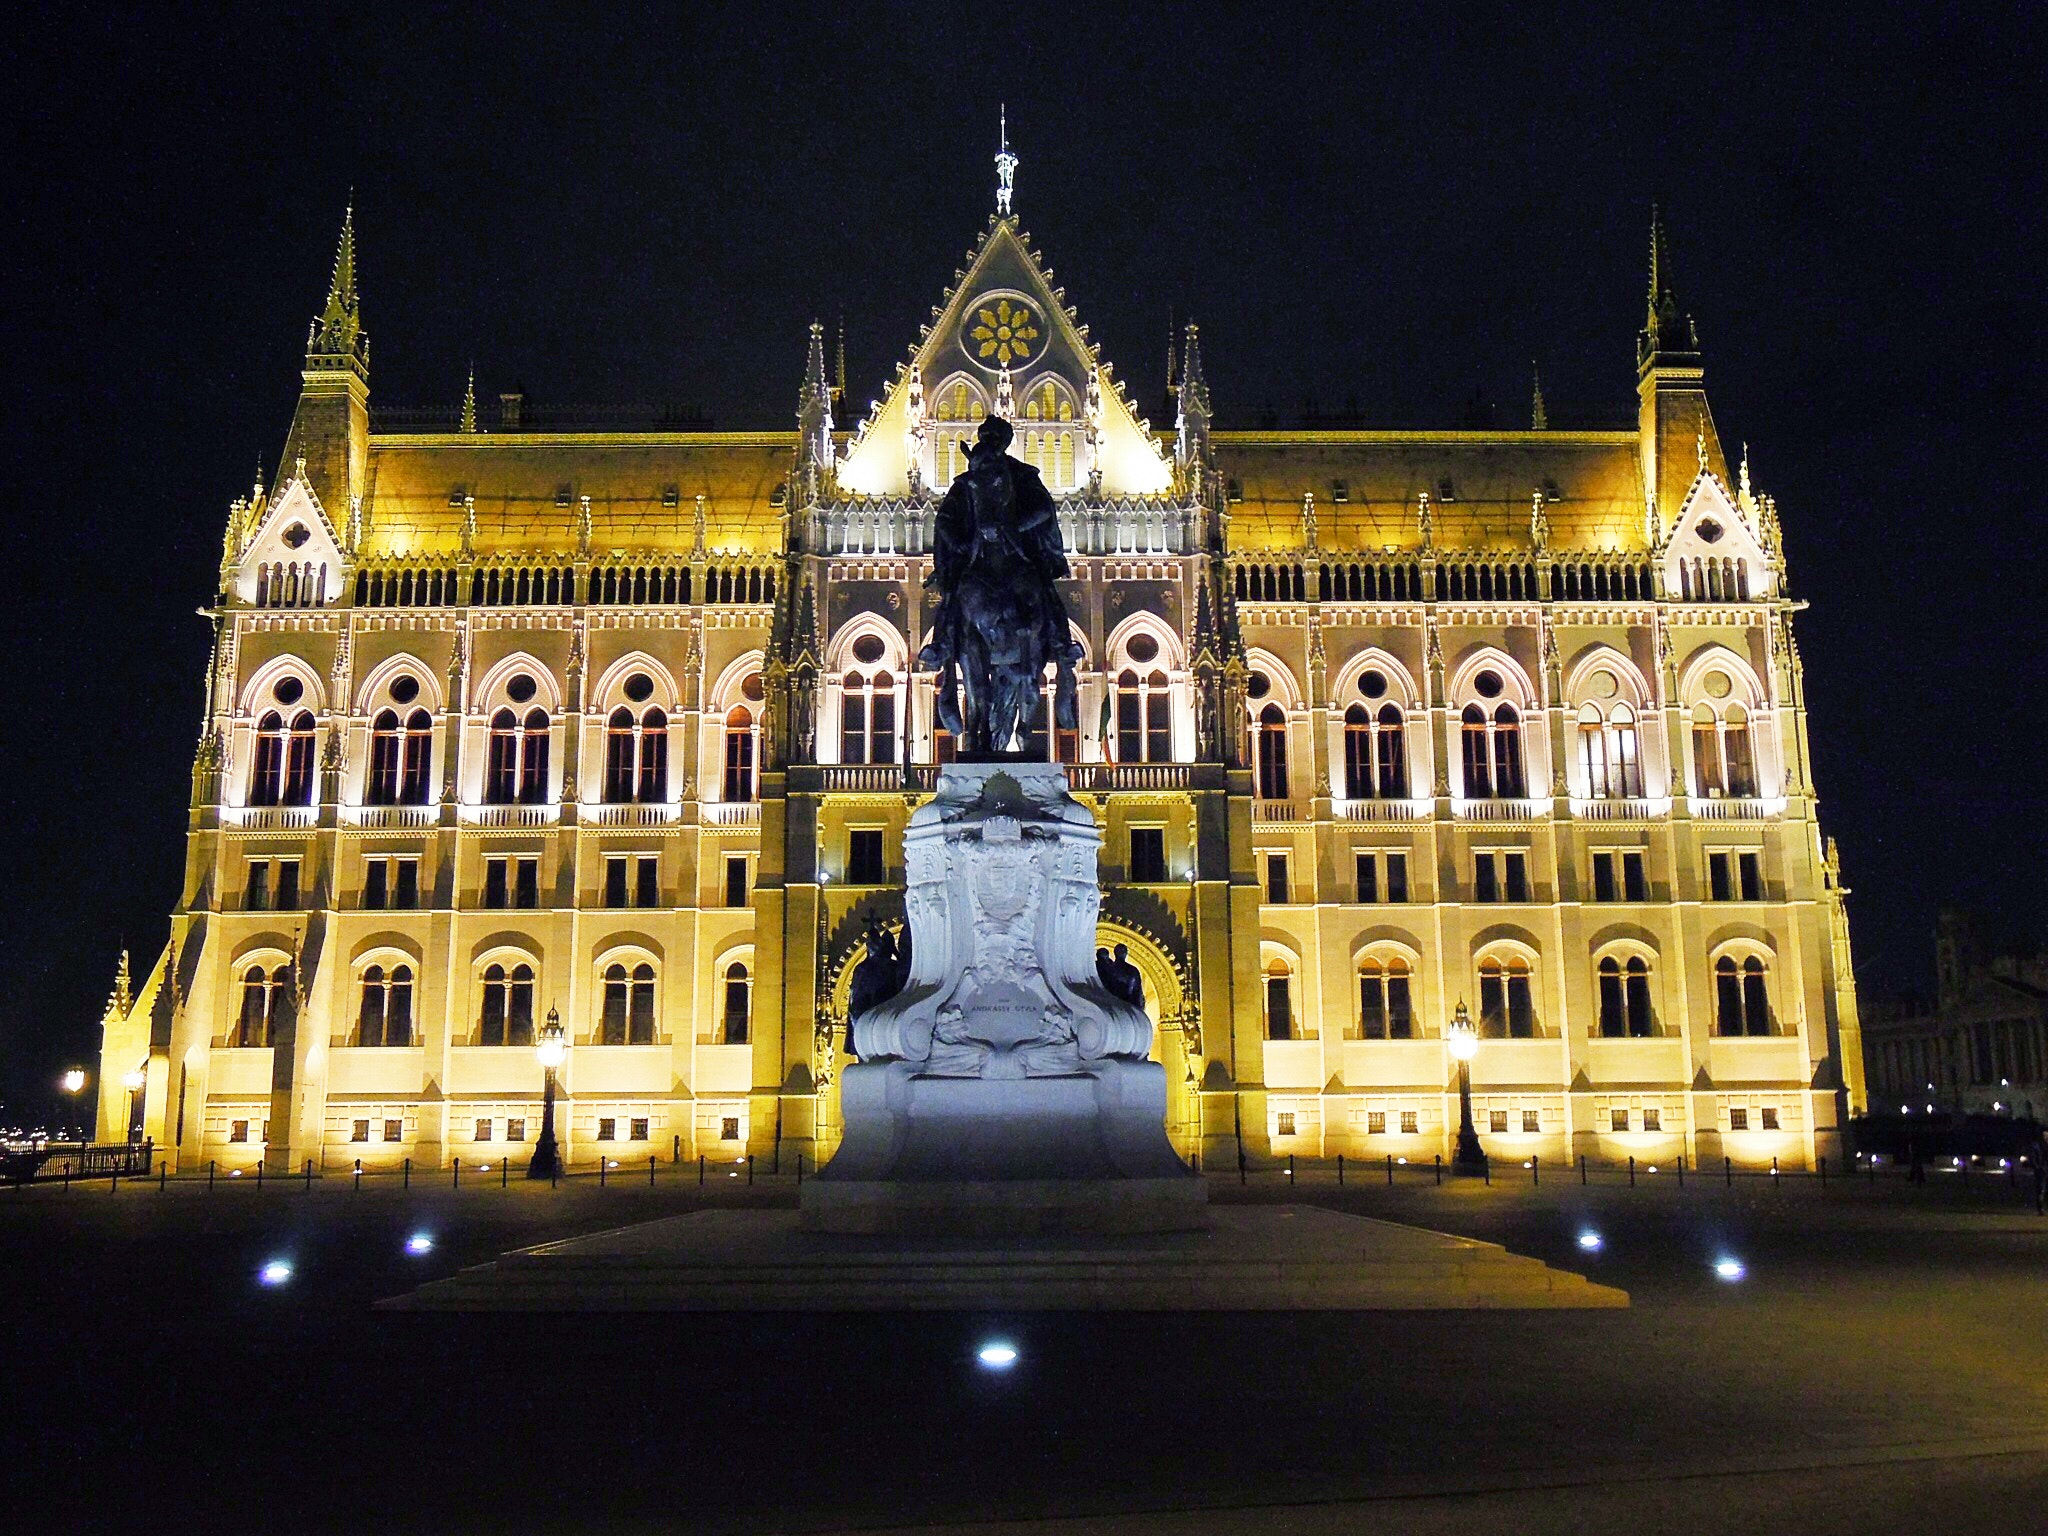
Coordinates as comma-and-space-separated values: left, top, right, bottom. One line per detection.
1646, 202, 1669, 320
834, 313, 847, 399
796, 320, 835, 499
1639, 202, 1698, 369
801, 318, 829, 403
1166, 307, 1179, 391
459, 364, 478, 433
1530, 361, 1548, 430
995, 105, 1018, 217
105, 948, 132, 1018
308, 200, 366, 367
1738, 441, 1752, 504
1175, 321, 1212, 479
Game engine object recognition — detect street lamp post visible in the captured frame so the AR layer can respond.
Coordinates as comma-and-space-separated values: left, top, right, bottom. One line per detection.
58, 1068, 87, 1145
528, 1007, 566, 1181
122, 1067, 147, 1143
1447, 1001, 1488, 1177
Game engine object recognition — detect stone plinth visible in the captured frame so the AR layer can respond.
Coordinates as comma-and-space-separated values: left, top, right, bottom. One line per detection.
804, 759, 1203, 1235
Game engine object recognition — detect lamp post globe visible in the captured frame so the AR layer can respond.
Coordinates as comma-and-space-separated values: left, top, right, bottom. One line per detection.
58, 1068, 87, 1143
1447, 1001, 1489, 1177
528, 1007, 567, 1181
122, 1067, 147, 1143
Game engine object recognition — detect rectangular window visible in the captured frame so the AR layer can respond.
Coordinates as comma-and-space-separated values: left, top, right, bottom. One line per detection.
1642, 1107, 1662, 1131
229, 1120, 249, 1143
483, 858, 509, 909
1592, 852, 1617, 903
721, 1116, 741, 1141
1356, 853, 1378, 904
636, 856, 660, 909
604, 856, 628, 908
1399, 1110, 1418, 1135
246, 861, 270, 912
1265, 854, 1290, 904
1729, 1107, 1749, 1131
1130, 826, 1167, 883
515, 857, 540, 909
275, 859, 301, 909
1367, 1110, 1387, 1134
1489, 1109, 1509, 1133
1276, 1111, 1296, 1137
724, 855, 749, 907
351, 1119, 370, 1143
364, 859, 390, 911
1386, 853, 1409, 903
383, 1118, 403, 1142
847, 829, 885, 885
1522, 1110, 1540, 1133
1474, 853, 1499, 904
1611, 1108, 1629, 1131
1709, 851, 1734, 902
474, 1118, 493, 1142
1761, 1106, 1780, 1130
1739, 852, 1764, 902
1504, 852, 1530, 903
505, 1118, 526, 1142
630, 1117, 651, 1142
395, 858, 420, 909
1622, 851, 1648, 902
598, 1117, 617, 1142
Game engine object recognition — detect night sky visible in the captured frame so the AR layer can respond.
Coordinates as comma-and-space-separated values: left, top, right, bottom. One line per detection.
2, 5, 2035, 1111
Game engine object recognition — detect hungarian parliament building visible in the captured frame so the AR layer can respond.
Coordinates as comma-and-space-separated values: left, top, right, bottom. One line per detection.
93, 166, 1868, 1174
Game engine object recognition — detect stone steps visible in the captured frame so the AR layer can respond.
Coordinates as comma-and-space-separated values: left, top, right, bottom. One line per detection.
382, 1208, 1628, 1312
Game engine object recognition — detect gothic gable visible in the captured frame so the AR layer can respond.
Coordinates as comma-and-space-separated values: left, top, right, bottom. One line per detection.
1662, 469, 1775, 601
836, 218, 1172, 499
234, 477, 346, 607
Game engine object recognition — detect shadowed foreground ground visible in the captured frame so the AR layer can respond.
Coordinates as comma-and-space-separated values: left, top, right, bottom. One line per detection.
8, 1168, 2045, 1533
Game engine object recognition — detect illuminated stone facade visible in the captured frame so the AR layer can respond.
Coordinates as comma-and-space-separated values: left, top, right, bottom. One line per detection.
96, 192, 1866, 1173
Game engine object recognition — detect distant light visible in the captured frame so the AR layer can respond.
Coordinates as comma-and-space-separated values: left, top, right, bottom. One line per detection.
60, 1068, 86, 1094
1769, 1166, 1779, 1176
1901, 1106, 1911, 1115
230, 1169, 244, 1178
259, 1260, 293, 1286
977, 1341, 1019, 1369
1396, 1156, 1408, 1165
405, 1233, 434, 1255
728, 1172, 738, 1178
1646, 1165, 1659, 1174
1521, 1160, 1532, 1169
1999, 1159, 2011, 1170
1714, 1257, 1746, 1282
1577, 1230, 1603, 1252
478, 1164, 491, 1172
1926, 1104, 1935, 1114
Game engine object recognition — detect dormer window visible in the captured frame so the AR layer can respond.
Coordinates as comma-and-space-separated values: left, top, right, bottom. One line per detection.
1542, 478, 1563, 500
555, 484, 573, 507
1437, 478, 1457, 503
447, 485, 468, 506
1331, 480, 1349, 503
661, 485, 680, 507
1696, 518, 1724, 544
1226, 478, 1245, 503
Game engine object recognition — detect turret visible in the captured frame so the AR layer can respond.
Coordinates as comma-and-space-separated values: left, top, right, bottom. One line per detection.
1636, 206, 1726, 525
795, 320, 835, 504
277, 205, 370, 514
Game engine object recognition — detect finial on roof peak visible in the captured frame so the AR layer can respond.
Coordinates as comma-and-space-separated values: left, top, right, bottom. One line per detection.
995, 105, 1018, 217
460, 363, 478, 433
1530, 361, 1548, 430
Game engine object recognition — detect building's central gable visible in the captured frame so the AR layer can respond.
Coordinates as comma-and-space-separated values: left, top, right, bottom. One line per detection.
836, 218, 1173, 499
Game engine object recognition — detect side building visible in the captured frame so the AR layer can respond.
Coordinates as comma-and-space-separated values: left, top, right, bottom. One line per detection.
96, 184, 1866, 1173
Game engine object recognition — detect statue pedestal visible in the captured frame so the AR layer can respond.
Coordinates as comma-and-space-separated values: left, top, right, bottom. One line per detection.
803, 760, 1204, 1236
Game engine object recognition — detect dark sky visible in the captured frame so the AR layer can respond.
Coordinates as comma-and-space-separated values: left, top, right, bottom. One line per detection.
2, 4, 2039, 1110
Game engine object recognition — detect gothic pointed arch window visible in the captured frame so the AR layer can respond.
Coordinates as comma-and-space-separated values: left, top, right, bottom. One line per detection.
840, 667, 899, 764
1113, 668, 1173, 763
478, 961, 537, 1046
401, 709, 434, 803
1343, 699, 1408, 799
1597, 956, 1655, 1037
519, 708, 550, 802
601, 706, 670, 803
1461, 702, 1525, 799
1578, 704, 1643, 799
600, 961, 660, 1045
486, 710, 520, 804
1714, 954, 1774, 1036
1461, 705, 1492, 798
357, 963, 415, 1047
1255, 703, 1289, 800
1491, 705, 1524, 798
1692, 702, 1759, 799
1478, 956, 1536, 1038
234, 963, 291, 1047
367, 709, 403, 805
722, 960, 752, 1044
282, 711, 317, 805
251, 712, 287, 806
1357, 956, 1414, 1039
1723, 704, 1757, 797
724, 703, 758, 802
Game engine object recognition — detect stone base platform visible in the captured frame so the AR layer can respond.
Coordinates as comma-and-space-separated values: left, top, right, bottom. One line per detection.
799, 1175, 1208, 1237
381, 1206, 1628, 1312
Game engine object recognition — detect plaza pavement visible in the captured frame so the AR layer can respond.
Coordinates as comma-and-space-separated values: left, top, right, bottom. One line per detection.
5, 1166, 2044, 1533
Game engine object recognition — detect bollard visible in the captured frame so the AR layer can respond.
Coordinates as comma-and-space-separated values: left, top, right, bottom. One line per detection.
62, 1161, 70, 1193
673, 1134, 682, 1166
1677, 1154, 1685, 1189
1337, 1153, 1345, 1186
1819, 1155, 1827, 1188
305, 1158, 313, 1191
1482, 1157, 1490, 1187
1868, 1154, 1876, 1186
1579, 1154, 1587, 1186
256, 1159, 263, 1189
1288, 1153, 1295, 1182
796, 1153, 804, 1186
649, 1155, 656, 1187
600, 1157, 607, 1188
501, 1156, 508, 1188
1772, 1154, 1781, 1187
746, 1155, 753, 1186
453, 1157, 461, 1189
1724, 1155, 1733, 1188
404, 1157, 411, 1189
159, 1161, 167, 1192
209, 1159, 217, 1191
1629, 1155, 1636, 1188
354, 1159, 362, 1192
1434, 1153, 1442, 1186
1531, 1155, 1540, 1188
111, 1168, 119, 1194
698, 1154, 705, 1186
1386, 1153, 1394, 1187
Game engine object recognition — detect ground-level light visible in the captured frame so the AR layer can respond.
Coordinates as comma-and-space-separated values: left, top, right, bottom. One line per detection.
1577, 1230, 1603, 1252
977, 1341, 1019, 1369
259, 1260, 293, 1285
405, 1233, 435, 1255
1713, 1257, 1746, 1282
